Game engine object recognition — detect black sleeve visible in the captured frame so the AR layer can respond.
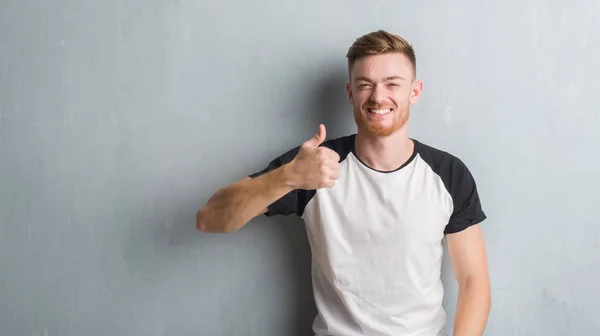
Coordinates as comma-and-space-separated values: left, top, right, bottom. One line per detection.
444, 159, 487, 234
248, 146, 315, 217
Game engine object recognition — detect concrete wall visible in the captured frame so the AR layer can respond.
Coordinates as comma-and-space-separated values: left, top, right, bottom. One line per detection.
1, 0, 599, 335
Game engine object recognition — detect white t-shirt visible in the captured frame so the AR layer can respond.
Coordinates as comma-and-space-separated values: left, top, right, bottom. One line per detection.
250, 134, 487, 336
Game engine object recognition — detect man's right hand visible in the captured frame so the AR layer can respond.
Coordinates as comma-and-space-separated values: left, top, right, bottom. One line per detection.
287, 124, 341, 190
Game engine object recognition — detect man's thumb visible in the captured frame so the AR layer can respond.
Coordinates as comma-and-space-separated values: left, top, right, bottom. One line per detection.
304, 124, 326, 147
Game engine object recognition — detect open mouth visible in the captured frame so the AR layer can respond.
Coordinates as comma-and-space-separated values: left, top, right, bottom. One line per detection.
367, 108, 393, 115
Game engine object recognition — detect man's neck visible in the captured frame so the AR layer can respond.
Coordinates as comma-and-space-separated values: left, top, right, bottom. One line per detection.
354, 128, 414, 172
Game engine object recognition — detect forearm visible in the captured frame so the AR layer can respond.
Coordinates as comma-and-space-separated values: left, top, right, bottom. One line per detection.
196, 164, 295, 233
453, 277, 491, 336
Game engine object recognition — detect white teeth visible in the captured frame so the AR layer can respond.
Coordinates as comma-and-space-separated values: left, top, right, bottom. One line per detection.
369, 108, 392, 114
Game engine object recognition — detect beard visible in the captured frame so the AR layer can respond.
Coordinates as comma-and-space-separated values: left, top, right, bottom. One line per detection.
353, 104, 410, 137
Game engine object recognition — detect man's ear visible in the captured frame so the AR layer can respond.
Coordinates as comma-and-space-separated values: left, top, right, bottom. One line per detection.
409, 80, 423, 105
346, 81, 354, 105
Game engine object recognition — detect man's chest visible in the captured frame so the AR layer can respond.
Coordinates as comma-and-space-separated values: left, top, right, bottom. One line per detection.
302, 159, 454, 248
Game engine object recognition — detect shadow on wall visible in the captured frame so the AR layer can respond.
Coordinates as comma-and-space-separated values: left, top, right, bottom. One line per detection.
120, 65, 352, 336
306, 63, 355, 139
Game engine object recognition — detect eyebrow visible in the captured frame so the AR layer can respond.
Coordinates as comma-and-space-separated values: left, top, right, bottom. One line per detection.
354, 75, 405, 82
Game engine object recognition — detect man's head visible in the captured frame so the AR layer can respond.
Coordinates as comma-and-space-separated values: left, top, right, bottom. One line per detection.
345, 30, 423, 137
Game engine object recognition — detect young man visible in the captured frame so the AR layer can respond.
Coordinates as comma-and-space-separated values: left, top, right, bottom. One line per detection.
197, 30, 491, 336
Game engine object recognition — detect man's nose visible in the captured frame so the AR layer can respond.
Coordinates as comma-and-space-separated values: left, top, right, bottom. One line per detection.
369, 84, 386, 104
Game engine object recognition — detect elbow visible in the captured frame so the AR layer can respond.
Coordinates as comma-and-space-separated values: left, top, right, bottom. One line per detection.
196, 208, 208, 232
196, 207, 238, 233
196, 207, 218, 232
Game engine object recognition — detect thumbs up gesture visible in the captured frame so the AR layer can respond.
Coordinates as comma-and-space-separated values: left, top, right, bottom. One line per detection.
288, 124, 341, 190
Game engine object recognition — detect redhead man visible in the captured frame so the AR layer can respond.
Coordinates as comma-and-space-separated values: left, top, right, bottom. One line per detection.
197, 30, 491, 336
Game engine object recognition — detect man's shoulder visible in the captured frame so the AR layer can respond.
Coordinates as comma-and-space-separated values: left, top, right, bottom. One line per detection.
414, 139, 465, 168
413, 139, 479, 190
413, 140, 487, 231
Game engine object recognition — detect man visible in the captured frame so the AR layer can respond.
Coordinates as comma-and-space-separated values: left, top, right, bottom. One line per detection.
196, 30, 491, 336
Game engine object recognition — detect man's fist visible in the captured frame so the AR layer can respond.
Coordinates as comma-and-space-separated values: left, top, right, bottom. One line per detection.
287, 124, 341, 190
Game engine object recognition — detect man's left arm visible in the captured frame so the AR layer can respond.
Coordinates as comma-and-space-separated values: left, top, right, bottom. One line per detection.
446, 223, 491, 336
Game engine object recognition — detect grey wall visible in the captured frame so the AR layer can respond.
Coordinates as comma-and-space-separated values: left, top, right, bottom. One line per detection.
1, 0, 599, 335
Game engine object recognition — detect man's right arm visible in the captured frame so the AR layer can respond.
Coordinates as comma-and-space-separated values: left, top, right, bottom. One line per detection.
196, 124, 340, 233
196, 164, 296, 233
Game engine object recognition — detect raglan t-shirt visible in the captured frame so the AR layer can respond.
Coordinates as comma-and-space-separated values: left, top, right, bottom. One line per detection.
249, 134, 486, 336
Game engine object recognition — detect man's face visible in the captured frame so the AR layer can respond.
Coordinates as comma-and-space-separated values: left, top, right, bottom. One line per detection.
346, 53, 422, 137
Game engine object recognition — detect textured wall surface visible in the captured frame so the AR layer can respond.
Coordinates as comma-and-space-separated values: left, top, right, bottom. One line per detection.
1, 0, 599, 335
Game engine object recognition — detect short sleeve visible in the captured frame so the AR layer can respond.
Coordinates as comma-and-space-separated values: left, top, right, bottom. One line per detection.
444, 159, 487, 234
249, 146, 315, 217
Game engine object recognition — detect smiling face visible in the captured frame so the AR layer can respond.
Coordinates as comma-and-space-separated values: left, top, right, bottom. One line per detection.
346, 52, 422, 137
